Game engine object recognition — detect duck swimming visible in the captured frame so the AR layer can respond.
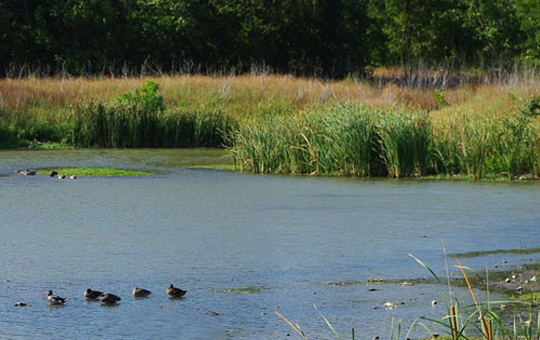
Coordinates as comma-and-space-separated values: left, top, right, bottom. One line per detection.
84, 288, 104, 300
17, 169, 36, 176
99, 293, 121, 305
46, 290, 67, 305
132, 287, 152, 298
167, 284, 187, 298
50, 171, 58, 177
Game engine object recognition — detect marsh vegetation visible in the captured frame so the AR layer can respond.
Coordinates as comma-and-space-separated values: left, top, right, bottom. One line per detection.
1, 73, 539, 179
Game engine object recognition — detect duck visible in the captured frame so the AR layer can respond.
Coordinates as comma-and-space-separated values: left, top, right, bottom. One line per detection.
167, 284, 187, 298
58, 174, 66, 179
14, 302, 28, 307
132, 287, 152, 298
50, 171, 58, 177
69, 175, 77, 180
17, 169, 36, 176
99, 293, 121, 305
84, 288, 104, 300
46, 290, 67, 305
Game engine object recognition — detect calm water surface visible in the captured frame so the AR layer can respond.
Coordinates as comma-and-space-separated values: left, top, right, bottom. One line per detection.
1, 149, 539, 340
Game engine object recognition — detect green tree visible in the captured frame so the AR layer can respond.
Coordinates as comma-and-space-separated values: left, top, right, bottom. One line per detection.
462, 0, 524, 66
513, 0, 540, 65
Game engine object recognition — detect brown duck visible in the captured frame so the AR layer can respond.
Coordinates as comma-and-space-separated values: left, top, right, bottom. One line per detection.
99, 293, 121, 305
167, 284, 187, 298
132, 287, 152, 298
84, 288, 104, 300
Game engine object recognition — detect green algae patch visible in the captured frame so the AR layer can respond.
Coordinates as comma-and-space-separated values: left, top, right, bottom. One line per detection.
216, 287, 262, 294
187, 164, 235, 171
450, 247, 540, 259
38, 167, 153, 177
326, 280, 366, 286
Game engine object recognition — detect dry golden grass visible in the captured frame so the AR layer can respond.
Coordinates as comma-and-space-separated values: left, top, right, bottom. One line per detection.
0, 70, 538, 120
431, 83, 540, 128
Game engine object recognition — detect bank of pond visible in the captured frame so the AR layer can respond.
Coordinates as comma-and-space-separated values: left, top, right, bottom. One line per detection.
2, 81, 539, 180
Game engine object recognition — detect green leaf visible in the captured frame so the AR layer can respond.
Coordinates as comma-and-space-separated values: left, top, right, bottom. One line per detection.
315, 305, 343, 340
408, 253, 440, 284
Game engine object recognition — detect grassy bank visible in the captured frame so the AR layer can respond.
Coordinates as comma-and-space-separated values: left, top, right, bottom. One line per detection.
1, 73, 539, 179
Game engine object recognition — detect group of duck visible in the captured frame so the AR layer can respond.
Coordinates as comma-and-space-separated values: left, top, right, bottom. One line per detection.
42, 284, 187, 306
16, 169, 76, 180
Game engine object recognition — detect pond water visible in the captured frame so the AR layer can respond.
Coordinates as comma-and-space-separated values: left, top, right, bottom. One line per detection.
1, 149, 539, 340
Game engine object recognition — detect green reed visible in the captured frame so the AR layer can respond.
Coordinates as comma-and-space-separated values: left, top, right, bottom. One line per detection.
68, 100, 237, 148
0, 106, 71, 148
490, 113, 539, 179
376, 111, 433, 177
229, 102, 380, 176
229, 102, 540, 179
230, 103, 434, 177
432, 113, 539, 179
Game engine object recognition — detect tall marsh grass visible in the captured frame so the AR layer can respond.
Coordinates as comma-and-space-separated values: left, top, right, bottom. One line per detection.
432, 113, 540, 179
229, 102, 540, 179
229, 103, 383, 176
69, 100, 236, 148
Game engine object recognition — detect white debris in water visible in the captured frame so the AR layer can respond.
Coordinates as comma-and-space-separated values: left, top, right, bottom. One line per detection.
384, 302, 396, 309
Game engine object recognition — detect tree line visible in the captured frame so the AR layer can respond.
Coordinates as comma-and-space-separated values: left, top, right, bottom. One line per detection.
1, 0, 539, 78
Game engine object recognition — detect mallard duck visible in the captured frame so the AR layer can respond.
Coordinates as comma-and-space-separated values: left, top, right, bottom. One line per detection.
50, 171, 58, 177
99, 293, 121, 304
132, 287, 152, 298
84, 288, 104, 300
46, 290, 67, 305
167, 284, 187, 298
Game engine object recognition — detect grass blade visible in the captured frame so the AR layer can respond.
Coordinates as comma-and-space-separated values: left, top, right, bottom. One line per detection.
274, 311, 309, 340
315, 305, 343, 340
408, 253, 441, 283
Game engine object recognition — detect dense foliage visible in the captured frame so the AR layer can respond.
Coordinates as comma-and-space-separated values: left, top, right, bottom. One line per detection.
1, 0, 539, 78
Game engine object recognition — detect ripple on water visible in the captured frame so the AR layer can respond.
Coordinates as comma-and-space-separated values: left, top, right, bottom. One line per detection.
0, 149, 539, 339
